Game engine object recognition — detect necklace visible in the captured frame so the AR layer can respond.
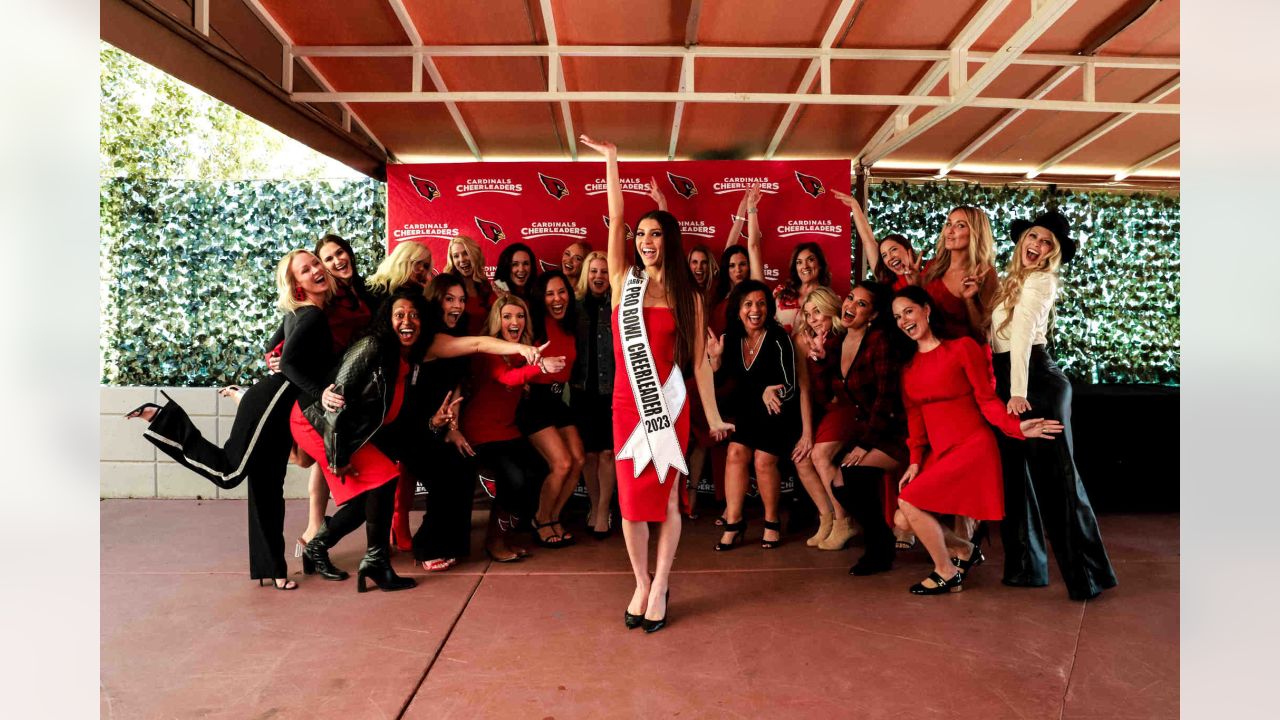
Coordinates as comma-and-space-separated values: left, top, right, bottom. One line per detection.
742, 332, 766, 366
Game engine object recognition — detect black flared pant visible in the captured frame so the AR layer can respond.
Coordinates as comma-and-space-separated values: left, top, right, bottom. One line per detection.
473, 438, 546, 520
838, 465, 896, 561
142, 374, 295, 579
410, 443, 476, 561
994, 347, 1118, 600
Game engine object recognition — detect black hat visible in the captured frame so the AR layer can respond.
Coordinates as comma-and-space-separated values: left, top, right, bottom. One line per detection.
1010, 209, 1075, 264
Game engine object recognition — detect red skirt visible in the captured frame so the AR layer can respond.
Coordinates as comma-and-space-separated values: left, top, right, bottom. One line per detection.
289, 403, 399, 506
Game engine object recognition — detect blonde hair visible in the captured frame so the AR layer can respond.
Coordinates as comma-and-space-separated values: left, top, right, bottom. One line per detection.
990, 226, 1063, 338
444, 234, 487, 285
485, 293, 533, 345
368, 241, 432, 296
799, 286, 847, 338
924, 206, 996, 284
575, 251, 609, 300
275, 249, 336, 313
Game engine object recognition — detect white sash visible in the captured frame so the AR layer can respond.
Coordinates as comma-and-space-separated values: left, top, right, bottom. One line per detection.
616, 268, 688, 482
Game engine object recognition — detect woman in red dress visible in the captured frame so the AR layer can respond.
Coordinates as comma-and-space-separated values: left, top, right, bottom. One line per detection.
580, 134, 733, 633
890, 286, 1063, 595
832, 189, 921, 290
919, 206, 999, 342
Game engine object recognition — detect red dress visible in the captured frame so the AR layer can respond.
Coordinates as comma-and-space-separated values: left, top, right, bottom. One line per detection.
612, 307, 691, 521
899, 337, 1022, 521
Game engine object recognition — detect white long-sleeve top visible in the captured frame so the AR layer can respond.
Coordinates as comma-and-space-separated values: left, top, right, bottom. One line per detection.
990, 272, 1057, 398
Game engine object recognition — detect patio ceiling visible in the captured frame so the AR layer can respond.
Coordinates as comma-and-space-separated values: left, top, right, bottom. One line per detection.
103, 0, 1179, 189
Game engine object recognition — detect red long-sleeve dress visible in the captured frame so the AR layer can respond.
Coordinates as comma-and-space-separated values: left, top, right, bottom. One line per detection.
899, 336, 1023, 521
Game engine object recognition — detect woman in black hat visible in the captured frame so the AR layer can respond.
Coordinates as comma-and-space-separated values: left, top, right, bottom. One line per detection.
989, 209, 1118, 601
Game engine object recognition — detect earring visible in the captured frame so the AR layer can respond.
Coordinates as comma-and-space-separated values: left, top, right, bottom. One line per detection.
293, 285, 305, 302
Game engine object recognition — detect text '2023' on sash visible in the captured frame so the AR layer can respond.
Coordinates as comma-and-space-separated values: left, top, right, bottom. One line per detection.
616, 269, 687, 482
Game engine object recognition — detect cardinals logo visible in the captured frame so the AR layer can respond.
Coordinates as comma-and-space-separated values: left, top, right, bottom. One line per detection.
538, 172, 570, 200
474, 217, 507, 244
794, 171, 825, 199
603, 215, 635, 241
666, 171, 698, 199
409, 175, 441, 202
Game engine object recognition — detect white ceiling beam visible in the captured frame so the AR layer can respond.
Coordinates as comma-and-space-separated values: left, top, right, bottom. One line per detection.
1027, 75, 1179, 178
862, 0, 1076, 166
287, 89, 1177, 115
241, 0, 388, 157
288, 44, 1177, 70
386, 0, 481, 160
1113, 141, 1179, 181
668, 54, 695, 160
937, 65, 1077, 177
194, 0, 209, 35
856, 0, 1010, 162
537, 0, 576, 161
764, 0, 859, 159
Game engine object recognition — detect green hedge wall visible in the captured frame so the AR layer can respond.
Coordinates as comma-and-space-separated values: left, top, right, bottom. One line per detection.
100, 178, 386, 386
100, 178, 1178, 386
866, 182, 1179, 385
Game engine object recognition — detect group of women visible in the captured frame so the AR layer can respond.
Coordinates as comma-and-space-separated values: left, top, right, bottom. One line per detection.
126, 137, 1117, 625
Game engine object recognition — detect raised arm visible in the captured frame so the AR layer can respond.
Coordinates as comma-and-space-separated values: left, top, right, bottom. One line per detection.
833, 189, 880, 280
694, 297, 734, 441
579, 136, 626, 287
647, 175, 668, 213
723, 192, 750, 251
746, 183, 764, 281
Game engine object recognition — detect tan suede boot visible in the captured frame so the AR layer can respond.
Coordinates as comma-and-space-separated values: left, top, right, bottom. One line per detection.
806, 513, 833, 547
819, 517, 855, 550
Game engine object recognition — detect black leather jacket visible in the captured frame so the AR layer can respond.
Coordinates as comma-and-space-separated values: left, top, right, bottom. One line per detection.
301, 334, 403, 472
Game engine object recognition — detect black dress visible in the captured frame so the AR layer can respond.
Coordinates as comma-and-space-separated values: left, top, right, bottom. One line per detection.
716, 323, 801, 457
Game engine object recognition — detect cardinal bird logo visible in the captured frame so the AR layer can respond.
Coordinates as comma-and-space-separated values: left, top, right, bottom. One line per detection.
538, 172, 570, 200
667, 171, 698, 199
474, 217, 507, 244
409, 175, 441, 202
603, 215, 635, 241
794, 171, 826, 198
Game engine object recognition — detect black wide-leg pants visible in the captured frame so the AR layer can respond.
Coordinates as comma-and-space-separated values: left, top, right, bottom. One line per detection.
141, 374, 295, 579
994, 348, 1118, 600
410, 442, 476, 562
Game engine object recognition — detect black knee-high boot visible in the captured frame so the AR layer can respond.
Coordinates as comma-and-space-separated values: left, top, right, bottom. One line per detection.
838, 466, 897, 575
358, 480, 416, 593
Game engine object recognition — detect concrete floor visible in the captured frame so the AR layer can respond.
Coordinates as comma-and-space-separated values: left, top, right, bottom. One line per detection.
101, 500, 1178, 719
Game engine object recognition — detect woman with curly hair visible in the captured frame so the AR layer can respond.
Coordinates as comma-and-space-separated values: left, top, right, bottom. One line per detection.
774, 242, 832, 334
919, 206, 999, 342
366, 240, 432, 306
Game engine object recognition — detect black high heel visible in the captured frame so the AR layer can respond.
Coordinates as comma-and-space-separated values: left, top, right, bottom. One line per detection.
356, 545, 416, 593
624, 608, 644, 629
714, 520, 746, 551
302, 520, 349, 581
122, 402, 162, 420
531, 519, 572, 549
642, 590, 670, 634
760, 520, 783, 549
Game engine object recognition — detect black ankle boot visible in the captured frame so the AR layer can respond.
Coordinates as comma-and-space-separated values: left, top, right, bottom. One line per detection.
303, 519, 349, 581
357, 544, 416, 593
835, 469, 896, 576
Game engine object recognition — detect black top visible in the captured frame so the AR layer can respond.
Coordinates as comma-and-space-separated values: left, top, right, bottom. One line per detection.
717, 324, 799, 419
280, 305, 337, 408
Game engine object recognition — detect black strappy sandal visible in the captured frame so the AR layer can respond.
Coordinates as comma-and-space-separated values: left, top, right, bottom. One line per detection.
714, 520, 746, 551
531, 519, 571, 549
259, 578, 298, 591
760, 520, 783, 549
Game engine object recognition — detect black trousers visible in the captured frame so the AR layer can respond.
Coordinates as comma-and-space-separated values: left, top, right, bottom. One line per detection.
142, 374, 295, 579
326, 476, 398, 555
838, 465, 896, 561
473, 438, 546, 519
994, 347, 1118, 600
410, 442, 476, 561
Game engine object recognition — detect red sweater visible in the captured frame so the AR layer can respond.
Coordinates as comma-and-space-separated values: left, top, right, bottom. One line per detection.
534, 320, 575, 384
461, 354, 542, 445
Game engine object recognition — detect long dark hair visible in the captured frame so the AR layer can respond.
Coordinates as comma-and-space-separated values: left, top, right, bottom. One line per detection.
495, 242, 538, 299
714, 245, 750, 306
425, 272, 468, 337
854, 280, 895, 335
634, 210, 699, 369
528, 269, 578, 342
722, 279, 776, 341
314, 233, 368, 308
784, 242, 831, 297
873, 234, 917, 284
889, 285, 947, 364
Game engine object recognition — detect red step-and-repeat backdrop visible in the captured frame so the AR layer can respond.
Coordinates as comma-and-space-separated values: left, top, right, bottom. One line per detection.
386, 160, 853, 296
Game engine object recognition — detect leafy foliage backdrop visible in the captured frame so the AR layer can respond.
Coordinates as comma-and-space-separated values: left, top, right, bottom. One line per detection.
99, 179, 1177, 386
866, 182, 1179, 385
100, 178, 386, 386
